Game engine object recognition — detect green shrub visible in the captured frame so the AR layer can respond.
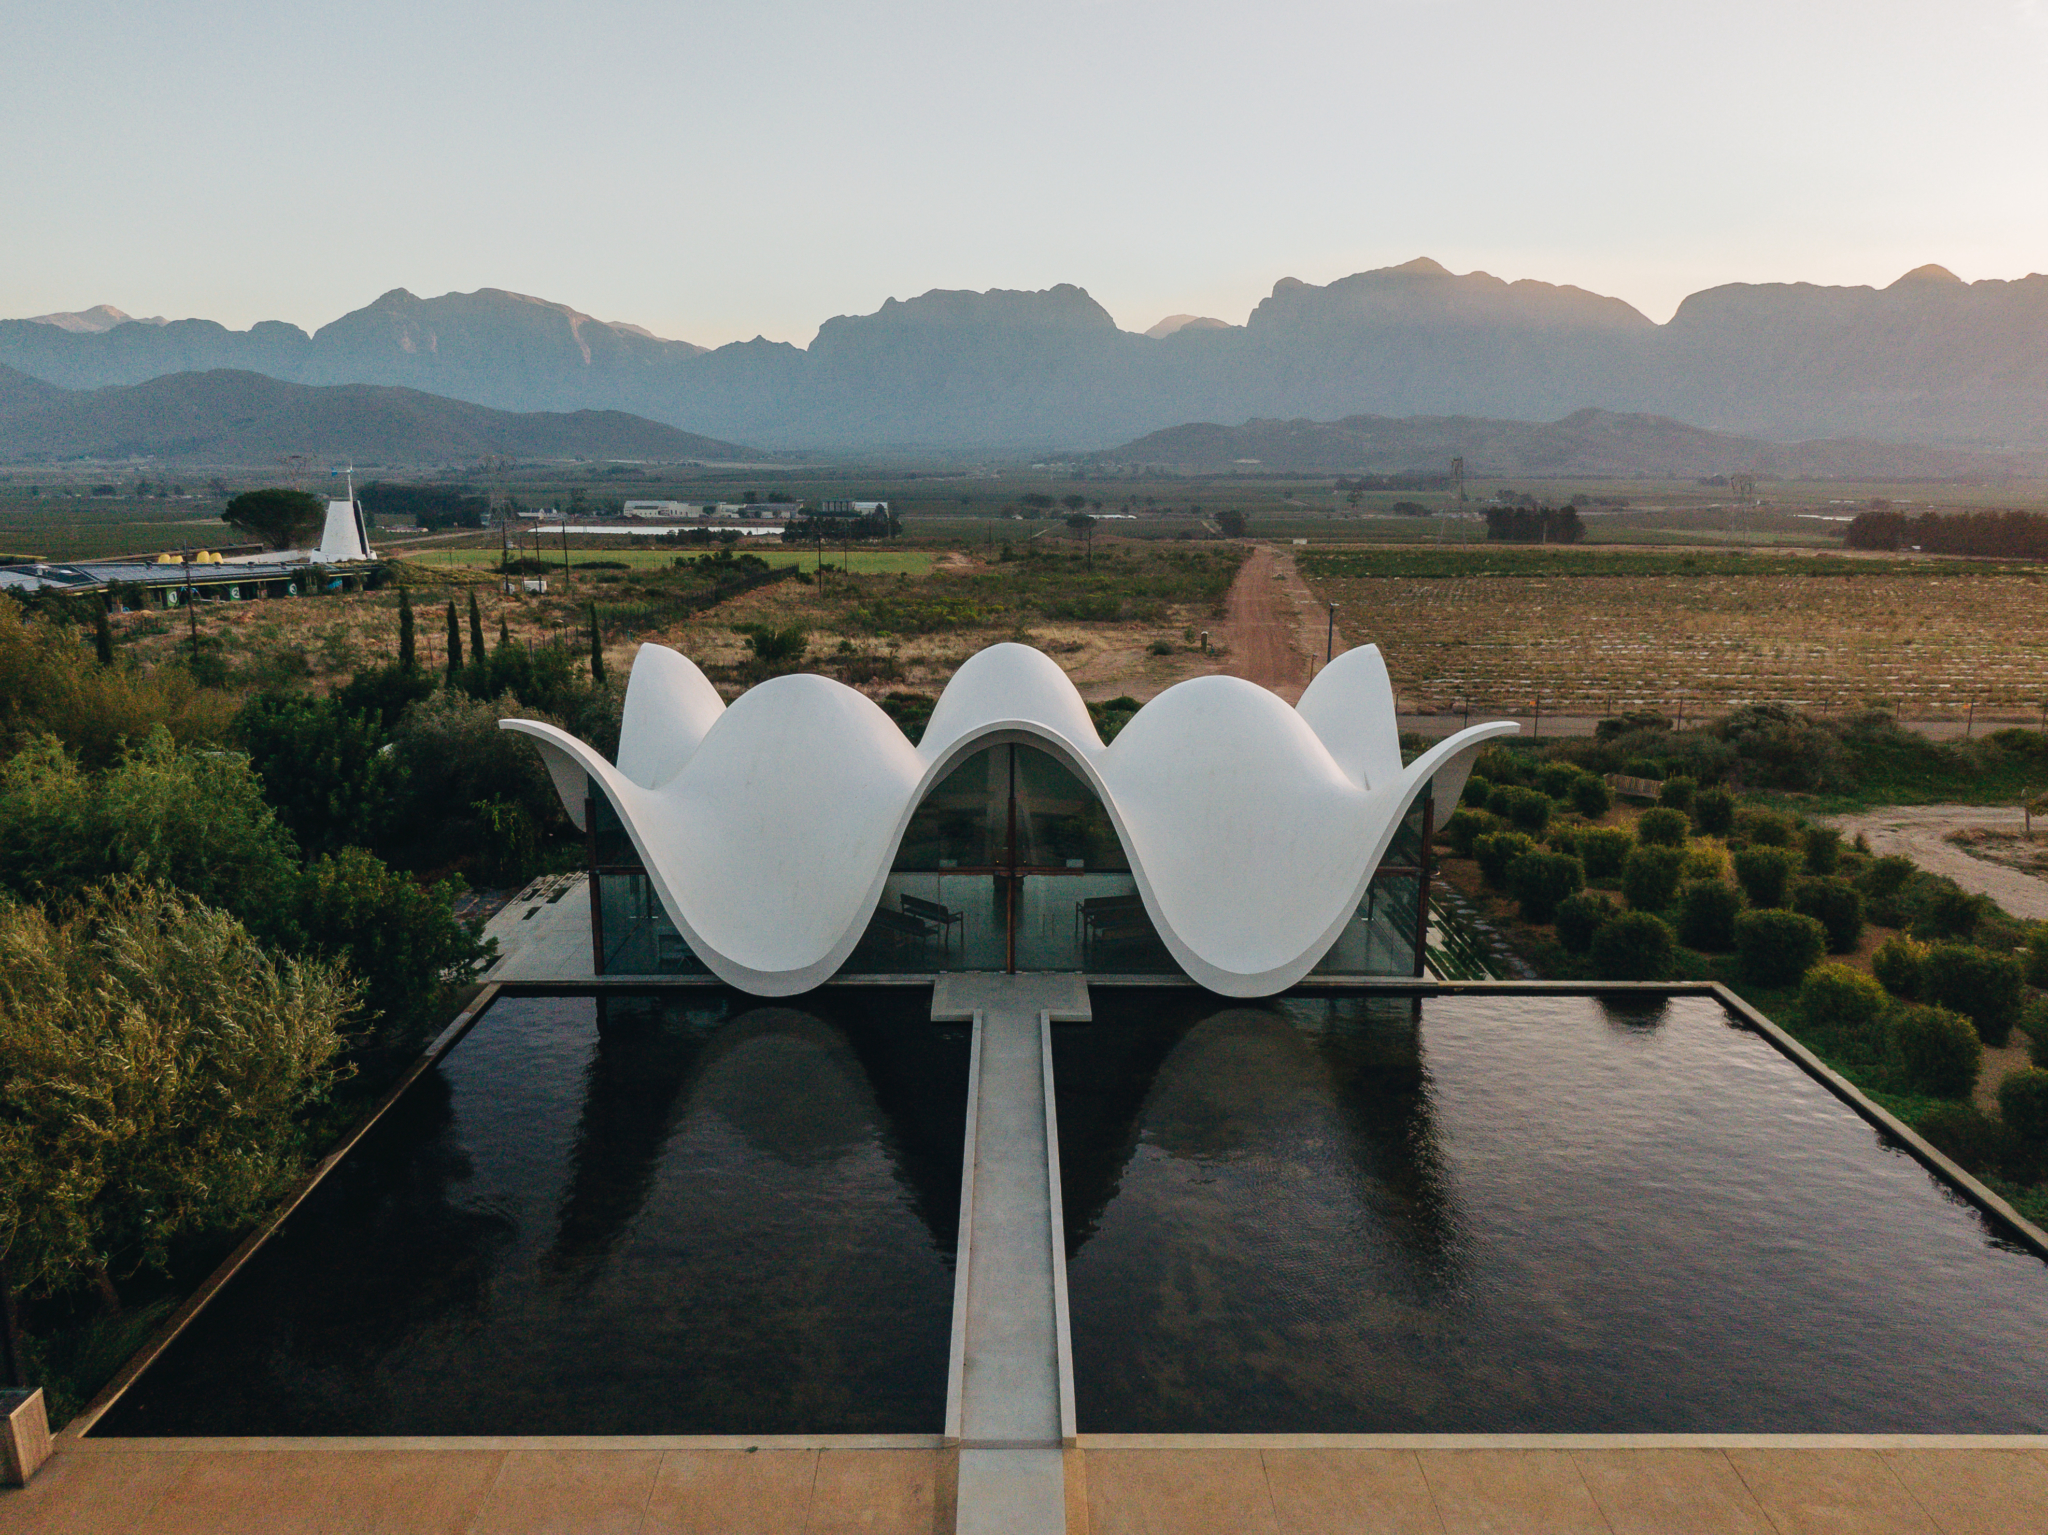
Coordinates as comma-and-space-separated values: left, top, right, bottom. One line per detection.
2025, 928, 2048, 988
1535, 762, 1581, 799
1998, 1069, 2048, 1149
1922, 942, 2027, 1047
1680, 842, 1729, 883
1657, 776, 1696, 812
1475, 831, 1539, 890
1589, 911, 1676, 981
1914, 883, 1985, 941
1635, 807, 1689, 847
1676, 879, 1742, 951
1741, 809, 1795, 847
1501, 786, 1552, 834
1622, 846, 1687, 912
1734, 908, 1826, 987
1579, 826, 1634, 880
1799, 963, 1888, 1032
0, 881, 354, 1306
1791, 877, 1864, 954
1554, 892, 1617, 954
1891, 1003, 1981, 1099
1545, 825, 1581, 857
2027, 997, 2048, 1068
1441, 807, 1501, 858
1801, 826, 1841, 876
1871, 934, 1927, 999
1733, 847, 1794, 909
1620, 757, 1665, 782
1914, 1101, 2008, 1172
1508, 851, 1585, 924
1570, 774, 1612, 818
1691, 787, 1736, 836
1460, 773, 1494, 810
1859, 854, 1918, 927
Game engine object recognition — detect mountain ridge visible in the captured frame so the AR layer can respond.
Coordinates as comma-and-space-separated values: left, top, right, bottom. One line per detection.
7, 261, 2048, 452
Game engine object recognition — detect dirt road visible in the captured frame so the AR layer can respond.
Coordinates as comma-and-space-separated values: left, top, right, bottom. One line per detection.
1824, 804, 2048, 921
1215, 543, 1341, 701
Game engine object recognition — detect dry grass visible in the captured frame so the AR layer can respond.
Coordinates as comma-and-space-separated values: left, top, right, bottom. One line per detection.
1307, 568, 2048, 717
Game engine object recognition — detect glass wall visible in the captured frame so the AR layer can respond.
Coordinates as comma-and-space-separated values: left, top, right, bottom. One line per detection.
585, 762, 1428, 980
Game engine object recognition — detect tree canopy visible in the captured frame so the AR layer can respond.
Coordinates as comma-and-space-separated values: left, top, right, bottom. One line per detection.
221, 487, 327, 551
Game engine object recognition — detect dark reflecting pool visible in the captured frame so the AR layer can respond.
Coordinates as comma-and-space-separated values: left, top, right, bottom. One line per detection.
98, 989, 968, 1435
1056, 990, 2048, 1433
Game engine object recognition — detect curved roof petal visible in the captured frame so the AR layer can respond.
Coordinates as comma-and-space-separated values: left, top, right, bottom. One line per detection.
503, 641, 1517, 996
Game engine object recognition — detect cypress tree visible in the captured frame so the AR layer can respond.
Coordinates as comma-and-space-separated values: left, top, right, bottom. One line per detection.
398, 586, 416, 669
468, 590, 486, 662
588, 603, 605, 685
499, 614, 510, 649
94, 602, 115, 666
445, 599, 462, 681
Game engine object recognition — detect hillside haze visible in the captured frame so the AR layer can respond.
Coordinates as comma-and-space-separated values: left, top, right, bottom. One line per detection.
7, 260, 2048, 452
1097, 409, 2028, 480
0, 370, 757, 463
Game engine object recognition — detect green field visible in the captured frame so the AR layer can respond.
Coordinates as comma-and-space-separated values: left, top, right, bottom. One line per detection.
404, 541, 936, 576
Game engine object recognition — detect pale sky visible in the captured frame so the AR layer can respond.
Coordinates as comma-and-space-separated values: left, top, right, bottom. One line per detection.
3, 0, 2045, 347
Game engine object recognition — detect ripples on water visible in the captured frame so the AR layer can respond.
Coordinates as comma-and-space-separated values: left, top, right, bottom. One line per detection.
1056, 991, 2048, 1433
98, 991, 968, 1436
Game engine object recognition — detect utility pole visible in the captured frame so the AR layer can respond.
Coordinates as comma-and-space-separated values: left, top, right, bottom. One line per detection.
184, 551, 197, 665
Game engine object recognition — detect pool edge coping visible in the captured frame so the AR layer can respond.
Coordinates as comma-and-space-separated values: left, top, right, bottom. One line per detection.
61, 983, 507, 1441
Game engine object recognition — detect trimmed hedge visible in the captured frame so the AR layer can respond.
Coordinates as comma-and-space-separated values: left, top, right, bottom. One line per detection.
1535, 762, 1582, 799
1589, 911, 1676, 981
1461, 773, 1494, 809
1891, 1003, 1982, 1099
1676, 879, 1741, 952
1554, 891, 1617, 955
1501, 785, 1553, 834
1475, 831, 1539, 889
1621, 846, 1687, 913
1734, 907, 1826, 987
1798, 963, 1887, 1032
1509, 850, 1584, 924
1802, 826, 1842, 876
1579, 826, 1634, 881
1570, 774, 1612, 818
1999, 1069, 2048, 1149
1657, 776, 1696, 812
1860, 854, 1917, 928
1442, 807, 1502, 857
1733, 846, 1794, 909
1635, 807, 1690, 847
1791, 877, 1864, 955
1742, 810, 1795, 848
1922, 942, 2027, 1047
1692, 787, 1735, 836
1872, 934, 1926, 999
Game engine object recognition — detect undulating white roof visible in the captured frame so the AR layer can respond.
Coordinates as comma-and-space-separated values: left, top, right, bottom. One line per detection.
503, 641, 1516, 996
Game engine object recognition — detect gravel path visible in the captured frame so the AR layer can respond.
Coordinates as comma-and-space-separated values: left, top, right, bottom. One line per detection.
1824, 804, 2048, 921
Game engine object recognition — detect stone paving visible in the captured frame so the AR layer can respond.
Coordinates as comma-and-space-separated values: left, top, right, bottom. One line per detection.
12, 1441, 2048, 1533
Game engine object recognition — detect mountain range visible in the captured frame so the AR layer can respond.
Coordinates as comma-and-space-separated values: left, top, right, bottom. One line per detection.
1096, 409, 2029, 480
0, 366, 756, 464
5, 260, 2048, 454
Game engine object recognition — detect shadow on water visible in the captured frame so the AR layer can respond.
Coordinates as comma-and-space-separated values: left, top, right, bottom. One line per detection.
96, 988, 967, 1436
1060, 989, 2048, 1434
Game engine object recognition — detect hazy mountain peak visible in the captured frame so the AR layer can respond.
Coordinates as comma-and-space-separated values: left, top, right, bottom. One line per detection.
26, 304, 167, 332
1890, 263, 1963, 287
1145, 314, 1230, 339
1385, 257, 1451, 277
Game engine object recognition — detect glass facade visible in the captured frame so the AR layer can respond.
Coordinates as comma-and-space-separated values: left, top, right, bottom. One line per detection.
585, 754, 1429, 979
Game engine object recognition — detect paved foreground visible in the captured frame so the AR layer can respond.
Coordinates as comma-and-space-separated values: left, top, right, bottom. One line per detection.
10, 1440, 2048, 1533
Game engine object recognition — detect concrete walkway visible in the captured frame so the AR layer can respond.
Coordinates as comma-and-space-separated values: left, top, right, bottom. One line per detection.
931, 973, 1090, 1535
16, 1439, 2048, 1533
480, 874, 596, 983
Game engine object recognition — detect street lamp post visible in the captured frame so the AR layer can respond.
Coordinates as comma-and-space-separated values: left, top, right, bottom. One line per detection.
1326, 602, 1338, 663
